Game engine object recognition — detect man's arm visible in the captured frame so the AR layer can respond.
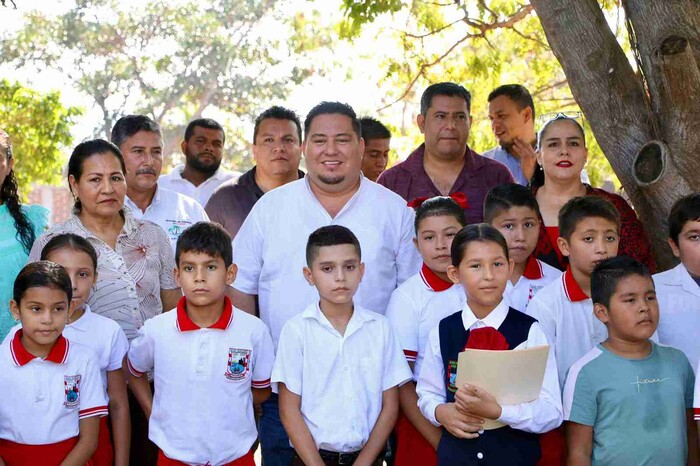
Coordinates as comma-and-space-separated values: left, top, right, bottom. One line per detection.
60, 416, 100, 466
278, 383, 325, 466
230, 287, 256, 315
355, 386, 399, 466
566, 421, 593, 466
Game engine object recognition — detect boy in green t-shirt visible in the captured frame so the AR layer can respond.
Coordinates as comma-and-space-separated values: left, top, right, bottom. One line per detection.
564, 256, 699, 466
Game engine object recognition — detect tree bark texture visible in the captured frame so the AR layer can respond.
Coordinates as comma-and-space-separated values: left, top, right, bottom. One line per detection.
530, 0, 700, 270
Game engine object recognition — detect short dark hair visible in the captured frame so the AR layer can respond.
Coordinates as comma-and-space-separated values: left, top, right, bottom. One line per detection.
184, 118, 226, 144
359, 117, 391, 142
13, 261, 73, 304
41, 233, 98, 272
176, 222, 233, 268
668, 193, 700, 247
68, 139, 127, 213
451, 223, 509, 267
487, 84, 536, 120
253, 106, 302, 144
111, 115, 162, 149
591, 256, 652, 308
420, 82, 472, 115
306, 225, 361, 267
483, 183, 542, 224
304, 102, 361, 140
414, 196, 466, 234
559, 196, 620, 241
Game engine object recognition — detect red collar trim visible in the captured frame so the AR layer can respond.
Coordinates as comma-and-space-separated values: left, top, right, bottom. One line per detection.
523, 256, 544, 280
10, 330, 69, 366
420, 263, 453, 292
563, 266, 589, 302
176, 296, 234, 332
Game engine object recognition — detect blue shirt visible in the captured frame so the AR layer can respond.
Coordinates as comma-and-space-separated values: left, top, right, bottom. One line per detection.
483, 146, 529, 185
564, 342, 694, 466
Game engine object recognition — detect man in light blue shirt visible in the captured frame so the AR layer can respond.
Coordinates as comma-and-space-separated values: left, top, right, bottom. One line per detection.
484, 84, 537, 185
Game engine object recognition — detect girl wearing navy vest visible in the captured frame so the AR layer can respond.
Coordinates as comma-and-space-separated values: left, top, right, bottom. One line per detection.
416, 224, 563, 466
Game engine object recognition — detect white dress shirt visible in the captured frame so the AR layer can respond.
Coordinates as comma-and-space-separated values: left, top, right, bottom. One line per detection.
272, 303, 412, 453
416, 300, 562, 433
125, 185, 209, 251
159, 163, 238, 206
232, 176, 421, 349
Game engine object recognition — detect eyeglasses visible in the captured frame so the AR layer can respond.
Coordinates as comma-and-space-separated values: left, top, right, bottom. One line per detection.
536, 111, 583, 129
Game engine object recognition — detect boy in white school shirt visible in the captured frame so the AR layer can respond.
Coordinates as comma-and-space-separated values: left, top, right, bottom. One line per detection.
128, 222, 274, 466
654, 193, 700, 371
273, 225, 412, 466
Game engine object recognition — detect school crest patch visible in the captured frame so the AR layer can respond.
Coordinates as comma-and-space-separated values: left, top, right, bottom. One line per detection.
225, 348, 251, 381
447, 360, 458, 393
64, 375, 81, 407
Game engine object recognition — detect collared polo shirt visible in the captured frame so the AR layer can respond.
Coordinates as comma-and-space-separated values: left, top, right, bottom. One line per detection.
159, 163, 238, 206
654, 263, 700, 372
506, 257, 562, 314
416, 300, 562, 432
126, 185, 209, 251
128, 297, 274, 465
271, 303, 412, 453
4, 305, 128, 400
0, 331, 107, 444
483, 146, 529, 185
232, 176, 421, 349
206, 167, 305, 240
386, 264, 466, 381
377, 144, 513, 224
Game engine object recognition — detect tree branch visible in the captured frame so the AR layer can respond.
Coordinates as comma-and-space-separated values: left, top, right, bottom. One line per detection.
1, 0, 17, 8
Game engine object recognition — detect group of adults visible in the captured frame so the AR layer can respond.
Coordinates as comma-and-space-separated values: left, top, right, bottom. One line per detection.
0, 81, 654, 466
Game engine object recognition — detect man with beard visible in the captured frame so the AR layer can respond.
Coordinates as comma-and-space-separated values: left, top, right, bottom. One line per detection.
159, 118, 238, 206
483, 84, 538, 185
112, 115, 209, 251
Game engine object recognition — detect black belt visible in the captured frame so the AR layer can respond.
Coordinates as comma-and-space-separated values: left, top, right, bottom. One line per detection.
318, 449, 360, 465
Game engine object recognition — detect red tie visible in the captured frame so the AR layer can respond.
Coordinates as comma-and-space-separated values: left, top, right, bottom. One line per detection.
464, 326, 510, 350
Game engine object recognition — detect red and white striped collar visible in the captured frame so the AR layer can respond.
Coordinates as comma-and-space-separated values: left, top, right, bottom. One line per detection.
563, 266, 589, 302
522, 256, 544, 280
420, 263, 454, 292
10, 329, 69, 366
176, 296, 234, 332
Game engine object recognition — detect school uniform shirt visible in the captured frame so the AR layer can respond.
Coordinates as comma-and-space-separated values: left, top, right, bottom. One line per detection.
654, 263, 700, 372
125, 185, 209, 251
386, 264, 466, 381
271, 302, 412, 453
4, 305, 129, 400
232, 176, 421, 350
566, 343, 694, 466
0, 331, 108, 444
505, 257, 562, 314
158, 163, 239, 207
417, 300, 562, 434
127, 297, 274, 465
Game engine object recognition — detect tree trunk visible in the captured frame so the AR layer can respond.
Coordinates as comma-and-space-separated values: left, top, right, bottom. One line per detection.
530, 0, 699, 270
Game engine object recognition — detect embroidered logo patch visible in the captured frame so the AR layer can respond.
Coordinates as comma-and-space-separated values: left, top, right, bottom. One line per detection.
64, 375, 82, 407
225, 348, 251, 381
447, 360, 458, 393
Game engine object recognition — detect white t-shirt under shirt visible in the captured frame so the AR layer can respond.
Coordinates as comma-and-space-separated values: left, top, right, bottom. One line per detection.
232, 176, 421, 349
158, 163, 238, 207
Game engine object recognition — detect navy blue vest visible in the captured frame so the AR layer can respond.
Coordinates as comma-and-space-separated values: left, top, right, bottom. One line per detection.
436, 308, 541, 466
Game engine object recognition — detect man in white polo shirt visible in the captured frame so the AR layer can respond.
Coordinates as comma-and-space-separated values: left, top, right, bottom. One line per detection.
159, 118, 238, 206
112, 115, 209, 250
232, 101, 421, 466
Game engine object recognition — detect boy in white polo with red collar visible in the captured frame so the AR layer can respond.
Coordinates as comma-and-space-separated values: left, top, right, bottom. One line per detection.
273, 225, 412, 466
0, 261, 107, 466
128, 222, 274, 466
528, 196, 621, 390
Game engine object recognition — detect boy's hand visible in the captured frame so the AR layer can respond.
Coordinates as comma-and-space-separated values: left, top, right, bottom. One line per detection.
454, 384, 502, 420
435, 402, 484, 439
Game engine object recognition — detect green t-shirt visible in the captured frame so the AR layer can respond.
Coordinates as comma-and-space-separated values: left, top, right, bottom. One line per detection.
564, 342, 694, 466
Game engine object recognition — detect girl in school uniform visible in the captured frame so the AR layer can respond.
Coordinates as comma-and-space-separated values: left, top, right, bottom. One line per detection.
386, 195, 467, 466
0, 261, 107, 465
5, 234, 130, 466
416, 224, 562, 466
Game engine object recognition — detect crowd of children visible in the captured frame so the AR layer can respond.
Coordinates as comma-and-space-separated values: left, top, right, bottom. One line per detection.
2, 117, 700, 465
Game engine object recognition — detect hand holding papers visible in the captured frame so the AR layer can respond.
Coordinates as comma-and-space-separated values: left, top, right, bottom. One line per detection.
455, 345, 550, 430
